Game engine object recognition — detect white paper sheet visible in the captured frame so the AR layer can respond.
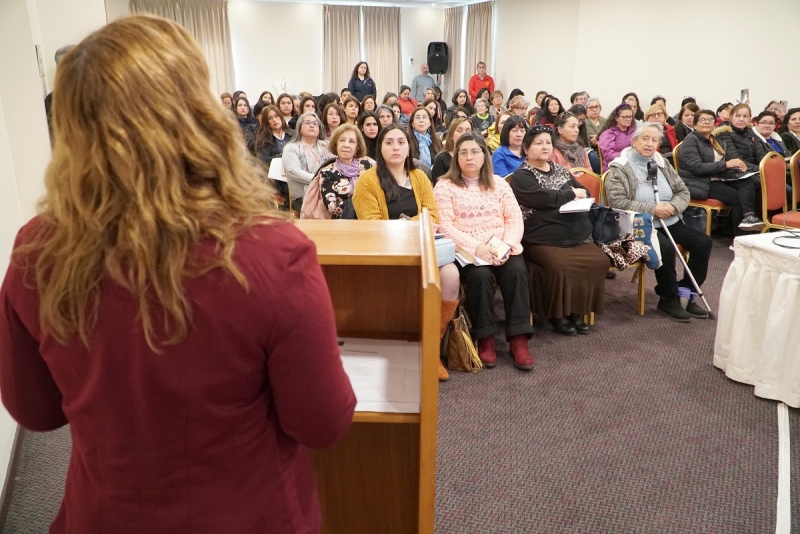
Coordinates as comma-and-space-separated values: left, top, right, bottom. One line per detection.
338, 338, 422, 413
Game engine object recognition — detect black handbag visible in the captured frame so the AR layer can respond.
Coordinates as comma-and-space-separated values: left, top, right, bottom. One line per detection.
588, 204, 621, 244
682, 206, 706, 234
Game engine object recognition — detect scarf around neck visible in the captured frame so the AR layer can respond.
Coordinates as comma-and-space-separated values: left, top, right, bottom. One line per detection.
335, 158, 362, 192
414, 130, 432, 167
553, 138, 585, 168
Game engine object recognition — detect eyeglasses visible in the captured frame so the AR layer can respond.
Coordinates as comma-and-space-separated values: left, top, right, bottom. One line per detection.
649, 112, 665, 118
302, 121, 318, 126
618, 115, 633, 120
697, 118, 715, 124
758, 121, 776, 126
586, 105, 600, 110
457, 148, 483, 157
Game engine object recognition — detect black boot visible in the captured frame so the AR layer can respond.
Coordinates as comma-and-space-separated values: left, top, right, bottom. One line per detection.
569, 313, 590, 334
549, 317, 577, 336
657, 298, 692, 323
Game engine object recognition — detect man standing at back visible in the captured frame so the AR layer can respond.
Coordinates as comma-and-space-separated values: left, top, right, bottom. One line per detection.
411, 63, 436, 103
468, 61, 494, 104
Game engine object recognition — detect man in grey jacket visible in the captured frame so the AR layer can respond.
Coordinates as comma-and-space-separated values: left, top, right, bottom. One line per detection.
605, 122, 713, 323
410, 64, 436, 103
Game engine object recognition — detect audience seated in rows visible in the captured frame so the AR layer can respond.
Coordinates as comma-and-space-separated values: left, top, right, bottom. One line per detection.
433, 133, 533, 369
605, 123, 713, 322
509, 125, 609, 336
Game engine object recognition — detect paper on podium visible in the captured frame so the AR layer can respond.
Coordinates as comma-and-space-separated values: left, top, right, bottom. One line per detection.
338, 338, 421, 413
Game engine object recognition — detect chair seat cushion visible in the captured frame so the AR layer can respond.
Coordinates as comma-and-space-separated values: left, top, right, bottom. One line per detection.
690, 198, 728, 208
770, 211, 800, 228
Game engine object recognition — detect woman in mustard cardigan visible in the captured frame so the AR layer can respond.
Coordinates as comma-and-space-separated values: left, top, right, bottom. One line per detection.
353, 124, 459, 381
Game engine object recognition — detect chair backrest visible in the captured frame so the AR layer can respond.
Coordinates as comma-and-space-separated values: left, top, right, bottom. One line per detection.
672, 141, 682, 173
790, 151, 800, 211
601, 170, 611, 202
570, 167, 603, 204
759, 151, 787, 213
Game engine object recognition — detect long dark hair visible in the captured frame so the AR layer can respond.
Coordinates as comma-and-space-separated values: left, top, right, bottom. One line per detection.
358, 111, 381, 159
254, 104, 288, 152
779, 107, 800, 133
598, 103, 633, 136
622, 92, 644, 121
444, 133, 494, 190
276, 93, 297, 117
451, 89, 474, 115
351, 61, 370, 80
375, 124, 417, 203
535, 96, 565, 125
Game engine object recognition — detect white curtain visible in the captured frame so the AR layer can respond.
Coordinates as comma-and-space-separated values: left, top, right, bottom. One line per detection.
443, 6, 464, 99
362, 7, 401, 99
323, 5, 361, 94
464, 2, 493, 83
129, 0, 236, 95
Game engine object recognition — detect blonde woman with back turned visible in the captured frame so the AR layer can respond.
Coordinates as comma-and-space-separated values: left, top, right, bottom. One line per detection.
0, 15, 355, 534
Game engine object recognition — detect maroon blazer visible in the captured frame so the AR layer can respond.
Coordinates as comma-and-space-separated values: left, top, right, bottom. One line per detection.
0, 218, 356, 533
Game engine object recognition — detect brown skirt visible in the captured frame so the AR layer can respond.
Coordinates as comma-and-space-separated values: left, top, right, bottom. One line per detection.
524, 243, 610, 319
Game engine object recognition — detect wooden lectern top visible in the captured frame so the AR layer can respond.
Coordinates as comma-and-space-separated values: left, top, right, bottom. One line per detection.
294, 219, 422, 266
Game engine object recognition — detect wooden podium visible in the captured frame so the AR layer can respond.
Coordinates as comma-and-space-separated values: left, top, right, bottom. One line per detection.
295, 210, 440, 534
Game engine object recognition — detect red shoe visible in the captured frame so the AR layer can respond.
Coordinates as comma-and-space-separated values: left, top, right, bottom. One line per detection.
477, 336, 497, 368
509, 335, 534, 370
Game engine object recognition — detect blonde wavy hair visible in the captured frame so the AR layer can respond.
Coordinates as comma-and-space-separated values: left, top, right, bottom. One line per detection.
14, 15, 285, 351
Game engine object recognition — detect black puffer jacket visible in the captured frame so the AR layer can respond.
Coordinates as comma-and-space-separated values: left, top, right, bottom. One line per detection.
677, 131, 736, 199
780, 131, 800, 156
713, 124, 761, 172
674, 122, 693, 142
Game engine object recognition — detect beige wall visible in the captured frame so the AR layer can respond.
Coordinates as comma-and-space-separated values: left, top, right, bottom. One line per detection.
400, 7, 445, 92
495, 0, 800, 114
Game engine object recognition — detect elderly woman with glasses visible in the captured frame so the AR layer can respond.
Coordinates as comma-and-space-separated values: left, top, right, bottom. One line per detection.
605, 122, 712, 323
598, 104, 635, 171
283, 111, 332, 214
508, 124, 610, 336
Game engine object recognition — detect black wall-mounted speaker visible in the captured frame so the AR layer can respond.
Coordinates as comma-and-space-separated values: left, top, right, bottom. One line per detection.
427, 42, 449, 75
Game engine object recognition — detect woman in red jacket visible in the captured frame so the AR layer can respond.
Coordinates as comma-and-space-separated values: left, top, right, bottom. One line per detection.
0, 15, 356, 534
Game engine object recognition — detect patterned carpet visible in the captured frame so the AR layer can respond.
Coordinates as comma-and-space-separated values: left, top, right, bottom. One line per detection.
2, 236, 796, 532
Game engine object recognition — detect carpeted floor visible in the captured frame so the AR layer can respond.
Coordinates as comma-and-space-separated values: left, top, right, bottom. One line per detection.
2, 236, 796, 533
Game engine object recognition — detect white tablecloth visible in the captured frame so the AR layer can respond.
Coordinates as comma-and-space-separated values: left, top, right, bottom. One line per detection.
714, 231, 800, 407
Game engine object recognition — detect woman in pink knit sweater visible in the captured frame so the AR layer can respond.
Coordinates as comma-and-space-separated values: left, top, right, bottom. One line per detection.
433, 133, 534, 370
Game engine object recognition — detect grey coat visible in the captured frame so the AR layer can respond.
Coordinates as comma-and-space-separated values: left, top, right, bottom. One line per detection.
605, 148, 690, 217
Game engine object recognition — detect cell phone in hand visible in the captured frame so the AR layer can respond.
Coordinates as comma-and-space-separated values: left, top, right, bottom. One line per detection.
740, 88, 749, 103
779, 100, 788, 114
